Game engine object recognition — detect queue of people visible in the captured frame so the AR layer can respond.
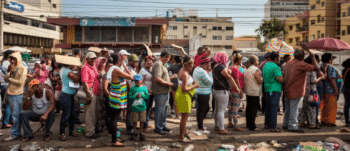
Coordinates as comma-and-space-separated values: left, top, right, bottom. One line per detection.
1, 43, 349, 147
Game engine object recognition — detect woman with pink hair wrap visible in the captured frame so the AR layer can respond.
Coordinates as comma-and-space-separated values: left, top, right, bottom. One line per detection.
212, 52, 240, 135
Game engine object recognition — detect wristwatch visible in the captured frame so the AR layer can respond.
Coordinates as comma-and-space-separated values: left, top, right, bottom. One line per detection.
26, 97, 31, 100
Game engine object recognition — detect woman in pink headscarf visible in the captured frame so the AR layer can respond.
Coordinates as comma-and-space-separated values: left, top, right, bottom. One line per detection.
93, 57, 107, 133
212, 52, 240, 135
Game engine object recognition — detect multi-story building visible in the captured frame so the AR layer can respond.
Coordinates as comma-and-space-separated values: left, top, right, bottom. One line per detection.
339, 0, 350, 44
264, 0, 309, 20
308, 0, 337, 41
48, 17, 169, 54
284, 11, 309, 48
234, 37, 259, 51
2, 0, 62, 55
165, 10, 234, 54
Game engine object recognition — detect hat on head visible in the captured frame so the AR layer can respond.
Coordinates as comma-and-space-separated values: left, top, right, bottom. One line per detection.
133, 74, 143, 81
119, 50, 130, 55
128, 54, 139, 61
30, 79, 40, 88
85, 52, 97, 59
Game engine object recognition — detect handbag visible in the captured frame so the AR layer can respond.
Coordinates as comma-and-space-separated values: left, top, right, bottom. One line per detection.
75, 80, 95, 104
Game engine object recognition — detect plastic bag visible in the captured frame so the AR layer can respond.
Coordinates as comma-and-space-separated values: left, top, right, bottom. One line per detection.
131, 98, 147, 112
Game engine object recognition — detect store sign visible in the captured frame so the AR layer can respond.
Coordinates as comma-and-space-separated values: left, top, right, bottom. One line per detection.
5, 1, 24, 13
80, 17, 136, 27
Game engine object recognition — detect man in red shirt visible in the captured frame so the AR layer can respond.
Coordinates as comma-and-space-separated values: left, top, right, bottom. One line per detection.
283, 43, 319, 133
194, 47, 211, 68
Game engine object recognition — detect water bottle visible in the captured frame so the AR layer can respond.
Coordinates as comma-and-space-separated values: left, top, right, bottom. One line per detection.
184, 144, 194, 151
169, 71, 173, 77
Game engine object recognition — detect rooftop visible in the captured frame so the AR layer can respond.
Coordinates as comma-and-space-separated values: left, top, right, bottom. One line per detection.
234, 38, 258, 41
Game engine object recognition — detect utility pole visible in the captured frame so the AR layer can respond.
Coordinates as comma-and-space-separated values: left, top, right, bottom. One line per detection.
156, 9, 157, 17
0, 0, 4, 52
216, 8, 218, 18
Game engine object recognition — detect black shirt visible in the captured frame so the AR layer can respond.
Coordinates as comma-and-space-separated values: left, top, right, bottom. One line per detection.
213, 65, 229, 90
168, 64, 182, 90
342, 68, 350, 90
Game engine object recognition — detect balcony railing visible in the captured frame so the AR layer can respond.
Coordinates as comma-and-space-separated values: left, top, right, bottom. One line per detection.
296, 26, 309, 32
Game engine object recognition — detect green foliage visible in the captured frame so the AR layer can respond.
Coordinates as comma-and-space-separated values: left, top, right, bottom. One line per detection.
257, 42, 267, 51
255, 18, 285, 39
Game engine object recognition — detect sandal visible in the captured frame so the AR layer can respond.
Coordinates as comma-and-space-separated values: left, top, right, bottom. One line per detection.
264, 126, 269, 129
111, 142, 125, 147
228, 124, 234, 128
253, 128, 262, 131
59, 135, 67, 141
219, 130, 232, 135
69, 132, 79, 137
22, 135, 34, 142
214, 127, 220, 131
233, 127, 246, 132
270, 128, 283, 133
178, 137, 191, 143
44, 135, 51, 142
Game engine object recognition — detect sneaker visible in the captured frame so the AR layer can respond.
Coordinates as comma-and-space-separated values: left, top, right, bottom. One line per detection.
140, 133, 146, 141
162, 127, 171, 132
154, 130, 166, 135
4, 135, 20, 141
86, 133, 101, 139
130, 133, 137, 141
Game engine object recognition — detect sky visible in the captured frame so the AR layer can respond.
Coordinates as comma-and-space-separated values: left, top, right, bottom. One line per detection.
62, 0, 267, 38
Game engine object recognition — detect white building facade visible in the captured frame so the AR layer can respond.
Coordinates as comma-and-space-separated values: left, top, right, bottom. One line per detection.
264, 0, 309, 20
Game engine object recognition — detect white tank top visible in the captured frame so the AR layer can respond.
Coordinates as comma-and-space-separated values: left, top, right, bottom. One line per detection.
178, 75, 194, 86
32, 89, 50, 115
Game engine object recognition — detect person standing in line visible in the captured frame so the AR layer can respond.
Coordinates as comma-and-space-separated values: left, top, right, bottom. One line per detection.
126, 54, 139, 135
342, 59, 350, 127
109, 53, 134, 147
280, 54, 291, 114
1, 50, 14, 129
194, 47, 211, 68
58, 57, 81, 141
49, 59, 62, 113
35, 61, 50, 84
193, 57, 213, 131
244, 55, 263, 131
139, 56, 155, 132
319, 53, 339, 126
175, 56, 199, 142
228, 52, 245, 131
118, 50, 130, 120
283, 44, 319, 132
262, 52, 284, 132
168, 56, 182, 119
212, 52, 240, 135
151, 51, 174, 135
258, 52, 271, 114
4, 52, 28, 141
93, 57, 107, 133
72, 50, 82, 124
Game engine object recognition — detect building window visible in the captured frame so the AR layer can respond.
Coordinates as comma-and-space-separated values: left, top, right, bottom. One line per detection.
117, 27, 132, 42
184, 35, 188, 38
52, 4, 56, 8
213, 36, 217, 40
218, 36, 222, 40
317, 30, 321, 38
225, 46, 233, 49
184, 26, 188, 29
226, 27, 233, 31
289, 38, 293, 43
289, 25, 293, 30
321, 33, 324, 38
193, 26, 197, 29
321, 2, 325, 7
342, 30, 346, 36
4, 13, 28, 25
85, 27, 101, 42
218, 27, 222, 30
48, 0, 51, 2
348, 7, 350, 16
134, 27, 149, 42
31, 20, 41, 27
311, 20, 315, 25
202, 26, 206, 29
311, 5, 315, 10
202, 35, 206, 38
173, 26, 177, 30
168, 26, 173, 30
343, 12, 347, 17
101, 27, 116, 42
75, 26, 82, 42
226, 36, 233, 40
296, 37, 300, 43
213, 26, 217, 30
311, 35, 315, 40
347, 25, 350, 35
317, 15, 321, 23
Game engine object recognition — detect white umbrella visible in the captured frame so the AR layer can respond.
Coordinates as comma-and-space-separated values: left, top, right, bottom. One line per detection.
4, 46, 32, 53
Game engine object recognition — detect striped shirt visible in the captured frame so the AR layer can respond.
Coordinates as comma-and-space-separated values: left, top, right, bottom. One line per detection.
193, 67, 213, 95
109, 78, 127, 109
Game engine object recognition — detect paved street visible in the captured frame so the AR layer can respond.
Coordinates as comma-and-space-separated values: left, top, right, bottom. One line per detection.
1, 93, 349, 151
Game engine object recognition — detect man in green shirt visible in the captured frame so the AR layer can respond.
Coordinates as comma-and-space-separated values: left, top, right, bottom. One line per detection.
263, 52, 284, 132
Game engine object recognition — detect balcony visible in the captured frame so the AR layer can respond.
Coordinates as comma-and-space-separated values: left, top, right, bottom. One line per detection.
296, 26, 309, 34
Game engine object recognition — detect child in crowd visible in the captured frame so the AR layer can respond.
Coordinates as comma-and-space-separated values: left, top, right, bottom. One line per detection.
129, 74, 149, 141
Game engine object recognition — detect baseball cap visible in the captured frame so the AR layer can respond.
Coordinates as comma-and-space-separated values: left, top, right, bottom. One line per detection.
128, 54, 139, 61
133, 74, 143, 81
119, 50, 130, 55
85, 52, 97, 59
30, 79, 40, 88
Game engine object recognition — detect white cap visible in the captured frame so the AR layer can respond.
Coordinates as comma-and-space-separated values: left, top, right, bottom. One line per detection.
85, 52, 97, 59
119, 50, 130, 55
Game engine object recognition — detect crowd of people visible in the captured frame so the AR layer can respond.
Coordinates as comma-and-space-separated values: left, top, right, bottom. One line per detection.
1, 43, 350, 147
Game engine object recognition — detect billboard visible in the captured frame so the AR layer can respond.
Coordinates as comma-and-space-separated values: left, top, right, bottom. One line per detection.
5, 1, 24, 13
80, 17, 136, 27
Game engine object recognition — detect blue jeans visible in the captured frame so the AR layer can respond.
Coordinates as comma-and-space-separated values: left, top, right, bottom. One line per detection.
144, 95, 154, 129
264, 92, 281, 129
283, 97, 303, 130
20, 110, 55, 138
59, 92, 75, 135
8, 94, 23, 137
1, 85, 12, 126
344, 88, 350, 124
154, 93, 169, 132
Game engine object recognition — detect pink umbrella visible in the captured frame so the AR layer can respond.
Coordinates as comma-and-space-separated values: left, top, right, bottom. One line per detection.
306, 38, 350, 51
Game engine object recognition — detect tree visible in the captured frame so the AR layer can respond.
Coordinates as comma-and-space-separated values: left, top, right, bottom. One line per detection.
255, 18, 285, 39
257, 42, 267, 51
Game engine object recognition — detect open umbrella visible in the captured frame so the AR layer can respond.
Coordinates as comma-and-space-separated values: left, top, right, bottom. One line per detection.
266, 38, 294, 57
4, 46, 32, 53
306, 38, 350, 51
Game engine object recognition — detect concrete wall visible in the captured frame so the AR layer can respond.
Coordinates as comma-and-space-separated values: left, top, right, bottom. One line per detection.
234, 40, 258, 49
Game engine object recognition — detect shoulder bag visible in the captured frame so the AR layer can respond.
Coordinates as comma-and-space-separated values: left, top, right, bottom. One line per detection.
212, 66, 235, 98
75, 81, 94, 104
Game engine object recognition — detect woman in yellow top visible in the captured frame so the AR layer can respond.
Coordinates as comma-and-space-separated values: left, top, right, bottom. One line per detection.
175, 56, 200, 142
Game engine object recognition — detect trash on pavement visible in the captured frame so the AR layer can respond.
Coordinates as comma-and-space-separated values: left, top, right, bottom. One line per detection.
22, 142, 38, 151
86, 145, 92, 148
270, 140, 278, 145
192, 131, 202, 136
9, 144, 20, 151
184, 144, 194, 151
171, 142, 182, 148
255, 142, 270, 148
325, 137, 350, 149
220, 144, 235, 150
237, 145, 248, 151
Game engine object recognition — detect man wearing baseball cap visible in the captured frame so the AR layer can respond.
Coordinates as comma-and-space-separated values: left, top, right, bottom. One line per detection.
81, 52, 101, 139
